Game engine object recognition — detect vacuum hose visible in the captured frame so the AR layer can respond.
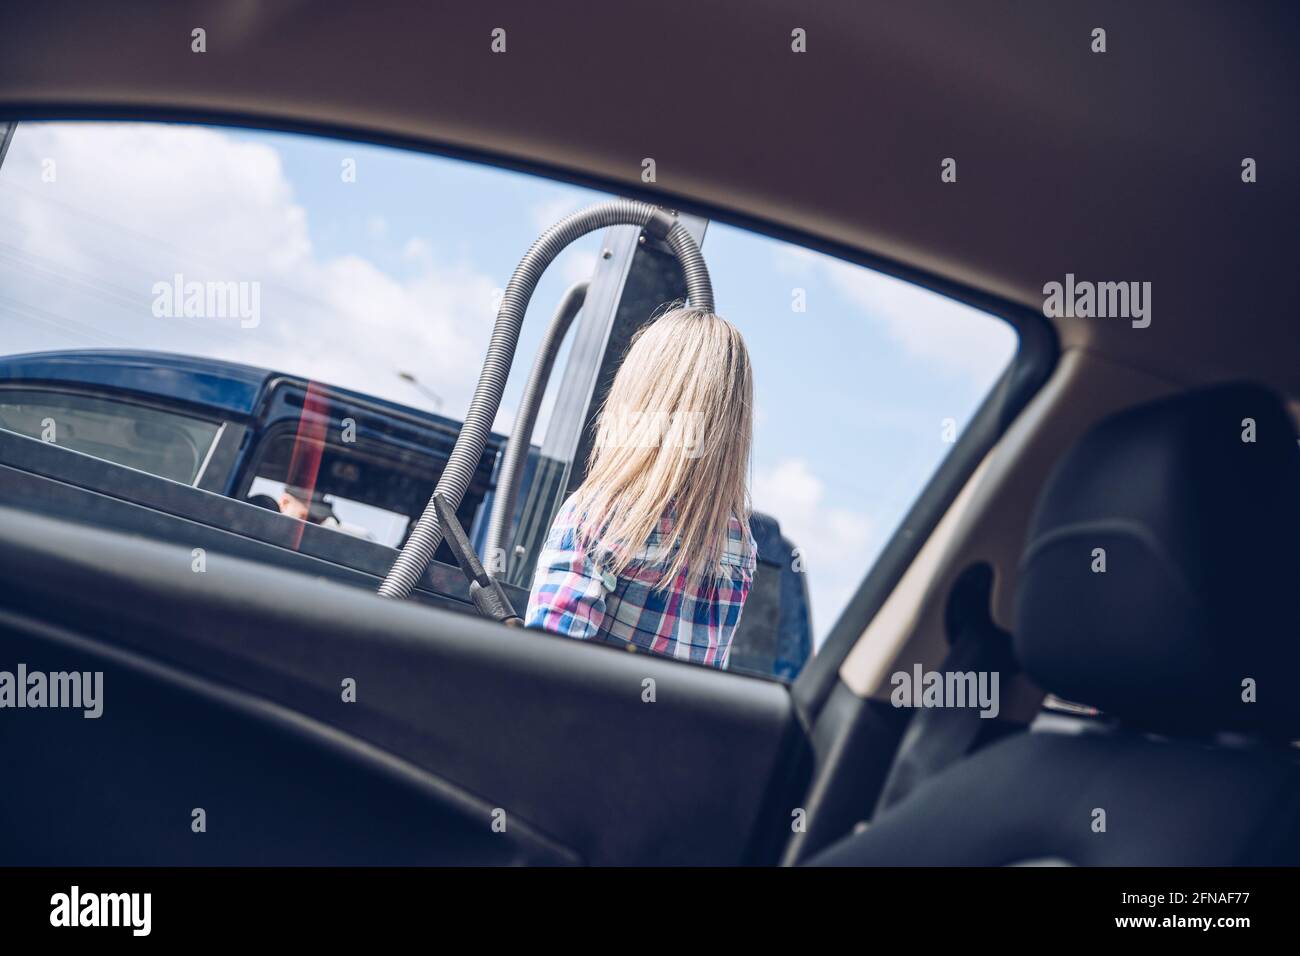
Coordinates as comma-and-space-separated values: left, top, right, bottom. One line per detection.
483, 280, 587, 574
378, 200, 714, 600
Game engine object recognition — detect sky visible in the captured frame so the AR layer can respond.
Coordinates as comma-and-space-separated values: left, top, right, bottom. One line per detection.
0, 121, 1017, 645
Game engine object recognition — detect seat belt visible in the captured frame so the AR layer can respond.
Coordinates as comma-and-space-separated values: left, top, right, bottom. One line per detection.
871, 621, 1018, 817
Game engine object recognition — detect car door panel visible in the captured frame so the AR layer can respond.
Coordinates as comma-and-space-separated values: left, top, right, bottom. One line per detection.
0, 506, 808, 866
0, 612, 576, 865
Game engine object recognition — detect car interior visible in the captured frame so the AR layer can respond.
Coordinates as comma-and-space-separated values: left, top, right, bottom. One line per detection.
0, 1, 1297, 868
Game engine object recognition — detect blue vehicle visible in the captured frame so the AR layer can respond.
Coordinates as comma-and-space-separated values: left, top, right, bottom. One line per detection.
0, 347, 811, 678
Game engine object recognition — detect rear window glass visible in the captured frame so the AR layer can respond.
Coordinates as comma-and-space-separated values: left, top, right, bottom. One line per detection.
0, 388, 220, 484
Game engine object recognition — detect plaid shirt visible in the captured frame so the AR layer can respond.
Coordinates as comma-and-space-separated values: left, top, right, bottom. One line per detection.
525, 495, 758, 668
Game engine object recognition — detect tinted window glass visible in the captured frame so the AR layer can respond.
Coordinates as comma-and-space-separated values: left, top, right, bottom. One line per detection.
0, 388, 220, 484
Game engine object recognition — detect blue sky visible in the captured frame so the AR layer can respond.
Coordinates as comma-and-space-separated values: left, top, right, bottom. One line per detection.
0, 121, 1017, 642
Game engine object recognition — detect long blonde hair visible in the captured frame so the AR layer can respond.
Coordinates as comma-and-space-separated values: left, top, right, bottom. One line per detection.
571, 306, 753, 591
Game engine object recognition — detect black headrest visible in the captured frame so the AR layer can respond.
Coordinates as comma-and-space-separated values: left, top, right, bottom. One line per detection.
1015, 383, 1300, 738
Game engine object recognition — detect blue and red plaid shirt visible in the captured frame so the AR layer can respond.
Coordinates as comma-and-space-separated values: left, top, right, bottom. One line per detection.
525, 495, 758, 668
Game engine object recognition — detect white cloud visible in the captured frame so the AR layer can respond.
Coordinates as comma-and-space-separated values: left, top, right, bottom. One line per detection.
826, 262, 1016, 381
753, 457, 874, 642
559, 248, 598, 286
530, 195, 587, 232
771, 244, 1017, 382
771, 243, 821, 277
0, 122, 500, 420
402, 236, 433, 267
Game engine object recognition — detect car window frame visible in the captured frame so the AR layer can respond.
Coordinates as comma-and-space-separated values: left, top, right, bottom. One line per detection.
0, 113, 1058, 705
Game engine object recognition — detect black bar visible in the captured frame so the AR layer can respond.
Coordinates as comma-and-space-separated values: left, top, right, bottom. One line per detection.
0, 867, 1289, 941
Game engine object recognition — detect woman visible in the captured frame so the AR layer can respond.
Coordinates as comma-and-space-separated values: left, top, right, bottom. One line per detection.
525, 306, 757, 669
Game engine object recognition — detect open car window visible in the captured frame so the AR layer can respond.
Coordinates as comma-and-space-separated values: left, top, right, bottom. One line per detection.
0, 119, 1017, 682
